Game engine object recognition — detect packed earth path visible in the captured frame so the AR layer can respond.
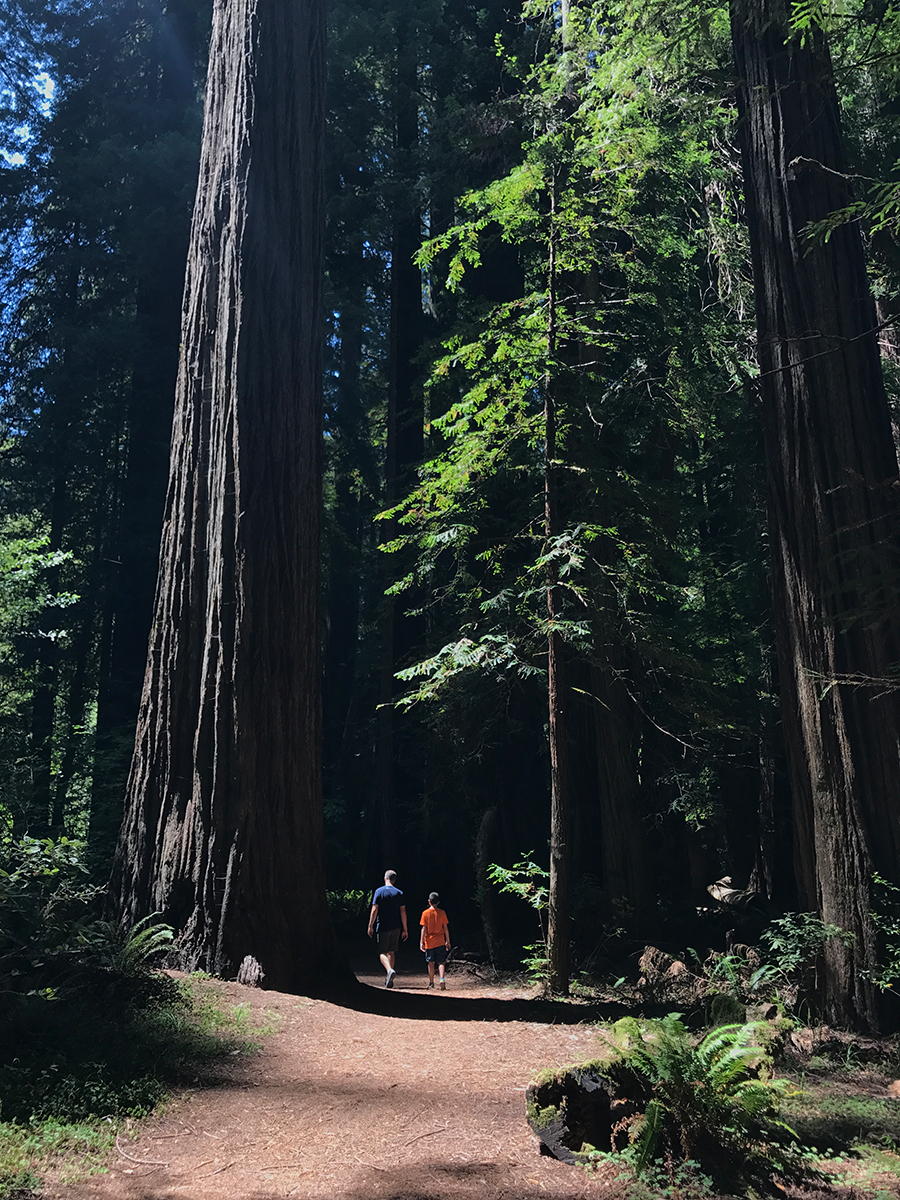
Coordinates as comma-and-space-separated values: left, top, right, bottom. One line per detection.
51, 957, 624, 1200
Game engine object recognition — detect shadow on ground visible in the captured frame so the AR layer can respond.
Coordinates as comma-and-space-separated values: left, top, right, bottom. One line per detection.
308, 976, 673, 1025
249, 1160, 606, 1200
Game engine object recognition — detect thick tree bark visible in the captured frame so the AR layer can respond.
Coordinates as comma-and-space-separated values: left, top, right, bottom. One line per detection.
731, 0, 900, 1029
111, 0, 341, 990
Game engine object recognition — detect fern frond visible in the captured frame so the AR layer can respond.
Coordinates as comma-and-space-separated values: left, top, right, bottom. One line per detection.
119, 913, 175, 970
695, 1022, 748, 1064
633, 1099, 664, 1176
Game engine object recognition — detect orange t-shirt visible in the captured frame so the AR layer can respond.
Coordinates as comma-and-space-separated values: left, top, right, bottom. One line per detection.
420, 906, 448, 950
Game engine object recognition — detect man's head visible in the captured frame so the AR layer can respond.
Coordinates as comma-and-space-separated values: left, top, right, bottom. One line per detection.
428, 891, 440, 906
384, 870, 397, 885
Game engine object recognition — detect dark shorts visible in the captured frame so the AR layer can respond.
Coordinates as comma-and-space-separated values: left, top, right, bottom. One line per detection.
378, 927, 401, 954
425, 945, 448, 965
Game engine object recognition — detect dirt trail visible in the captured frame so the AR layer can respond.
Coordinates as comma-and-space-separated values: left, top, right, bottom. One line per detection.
52, 960, 617, 1200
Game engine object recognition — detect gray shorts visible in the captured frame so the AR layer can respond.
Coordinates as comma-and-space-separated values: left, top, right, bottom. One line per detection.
378, 927, 401, 954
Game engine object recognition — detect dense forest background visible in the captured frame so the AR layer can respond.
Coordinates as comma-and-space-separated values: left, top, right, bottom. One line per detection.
3, 0, 900, 1023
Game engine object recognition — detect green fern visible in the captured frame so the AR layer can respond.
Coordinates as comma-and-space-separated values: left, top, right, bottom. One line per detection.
602, 1015, 802, 1183
99, 914, 175, 975
632, 1098, 664, 1175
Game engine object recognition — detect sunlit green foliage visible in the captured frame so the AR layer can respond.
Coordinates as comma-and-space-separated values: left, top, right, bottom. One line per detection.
384, 0, 770, 854
594, 1014, 803, 1185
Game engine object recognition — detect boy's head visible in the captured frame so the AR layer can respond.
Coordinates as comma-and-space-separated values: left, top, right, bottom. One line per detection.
428, 891, 440, 906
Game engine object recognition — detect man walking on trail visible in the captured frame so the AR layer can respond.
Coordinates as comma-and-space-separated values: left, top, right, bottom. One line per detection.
367, 870, 408, 988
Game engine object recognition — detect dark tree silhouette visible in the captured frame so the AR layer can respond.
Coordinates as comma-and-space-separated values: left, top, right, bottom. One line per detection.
731, 0, 900, 1030
111, 0, 341, 990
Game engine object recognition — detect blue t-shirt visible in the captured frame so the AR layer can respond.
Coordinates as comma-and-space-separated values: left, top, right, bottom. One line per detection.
372, 884, 403, 932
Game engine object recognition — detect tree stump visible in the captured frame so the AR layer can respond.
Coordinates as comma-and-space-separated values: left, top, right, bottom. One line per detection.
525, 1066, 613, 1164
237, 955, 265, 987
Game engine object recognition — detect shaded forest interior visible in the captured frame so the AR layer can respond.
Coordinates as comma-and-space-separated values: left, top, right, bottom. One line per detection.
4, 0, 900, 1029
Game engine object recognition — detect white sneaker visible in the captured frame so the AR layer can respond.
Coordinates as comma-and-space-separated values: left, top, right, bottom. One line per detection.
385, 969, 395, 989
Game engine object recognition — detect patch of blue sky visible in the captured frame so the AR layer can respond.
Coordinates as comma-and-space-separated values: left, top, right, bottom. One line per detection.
32, 71, 55, 113
1, 67, 55, 165
0, 118, 30, 166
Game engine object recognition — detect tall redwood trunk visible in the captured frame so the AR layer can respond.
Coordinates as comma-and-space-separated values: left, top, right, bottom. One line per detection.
731, 0, 900, 1029
111, 0, 341, 990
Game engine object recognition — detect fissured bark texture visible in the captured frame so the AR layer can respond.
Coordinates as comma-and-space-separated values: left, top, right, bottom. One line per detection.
111, 0, 341, 990
731, 0, 900, 1029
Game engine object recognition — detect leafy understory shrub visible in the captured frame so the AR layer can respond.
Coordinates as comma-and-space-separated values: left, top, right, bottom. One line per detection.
486, 854, 550, 984
594, 1155, 716, 1200
590, 1014, 810, 1192
325, 888, 369, 924
683, 912, 856, 1016
868, 873, 900, 993
760, 912, 854, 982
0, 836, 177, 1003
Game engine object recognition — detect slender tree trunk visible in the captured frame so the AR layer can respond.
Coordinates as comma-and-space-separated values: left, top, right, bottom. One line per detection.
731, 0, 900, 1030
111, 0, 342, 990
546, 175, 570, 996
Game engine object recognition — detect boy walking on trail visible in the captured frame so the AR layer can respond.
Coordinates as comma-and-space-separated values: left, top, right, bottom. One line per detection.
419, 892, 450, 990
367, 870, 408, 988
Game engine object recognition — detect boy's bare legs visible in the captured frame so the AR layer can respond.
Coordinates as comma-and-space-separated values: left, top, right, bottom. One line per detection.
427, 960, 436, 987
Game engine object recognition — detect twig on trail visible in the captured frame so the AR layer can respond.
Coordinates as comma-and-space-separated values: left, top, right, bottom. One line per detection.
193, 1160, 214, 1170
150, 1133, 180, 1139
202, 1129, 225, 1140
401, 1126, 447, 1147
260, 1162, 309, 1171
201, 1161, 234, 1177
355, 1157, 388, 1171
115, 1137, 169, 1167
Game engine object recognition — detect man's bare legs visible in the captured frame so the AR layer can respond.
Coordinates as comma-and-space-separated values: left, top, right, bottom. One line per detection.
379, 950, 396, 976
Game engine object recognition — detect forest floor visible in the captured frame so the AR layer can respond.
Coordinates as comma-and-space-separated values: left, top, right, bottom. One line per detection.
34, 953, 900, 1200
